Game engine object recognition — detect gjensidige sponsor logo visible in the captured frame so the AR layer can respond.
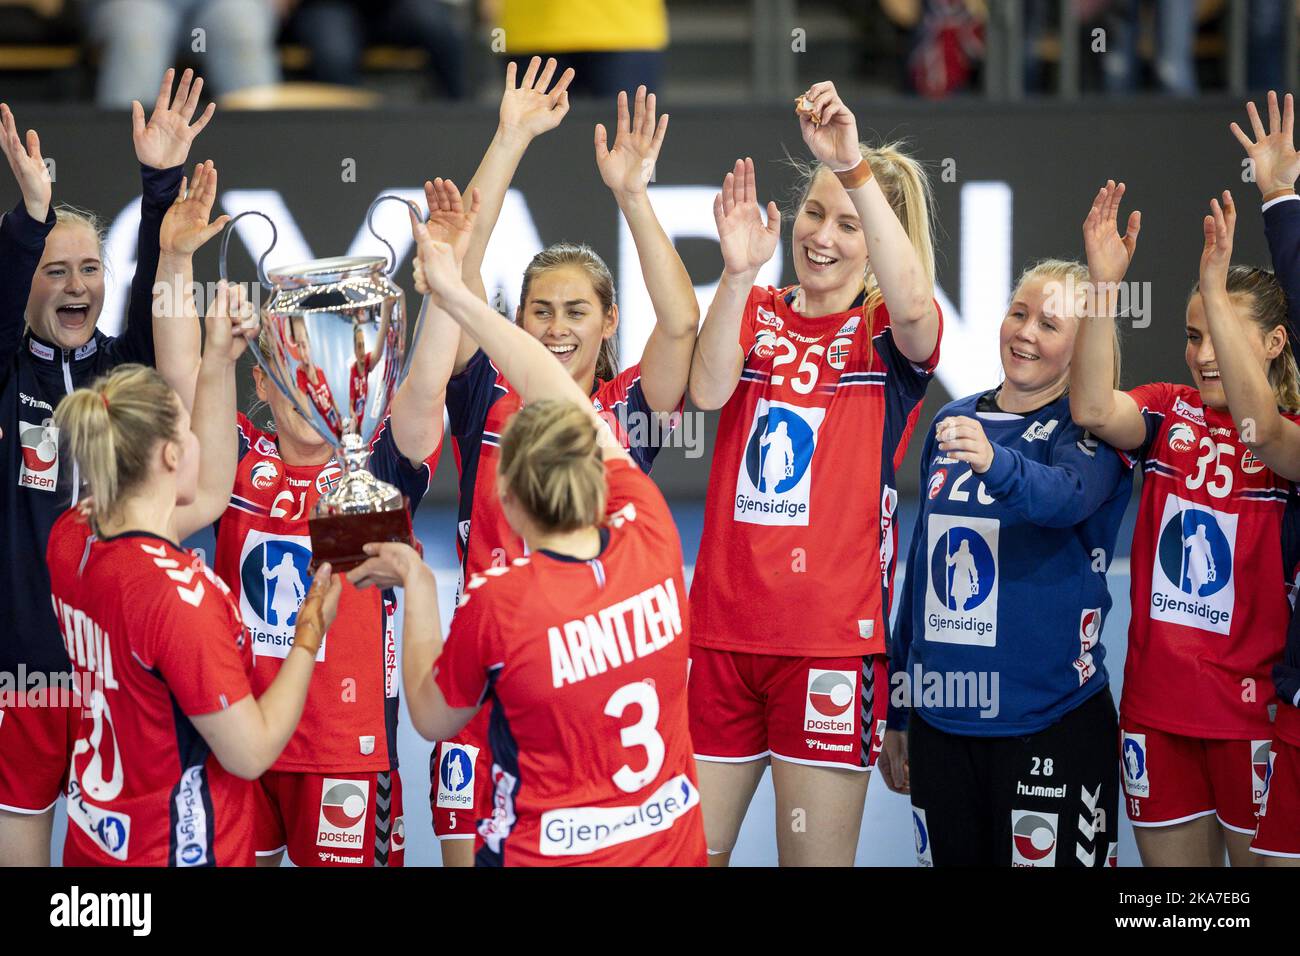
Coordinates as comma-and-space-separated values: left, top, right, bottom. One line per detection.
539, 774, 699, 857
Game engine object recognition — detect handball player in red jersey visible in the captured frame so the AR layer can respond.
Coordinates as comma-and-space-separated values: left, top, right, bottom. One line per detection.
182, 187, 464, 867
685, 81, 942, 866
45, 283, 342, 866
1071, 176, 1299, 866
424, 59, 698, 865
346, 223, 705, 867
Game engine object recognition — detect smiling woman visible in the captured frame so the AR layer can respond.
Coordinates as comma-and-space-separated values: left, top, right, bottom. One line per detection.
0, 67, 215, 867
26, 206, 107, 351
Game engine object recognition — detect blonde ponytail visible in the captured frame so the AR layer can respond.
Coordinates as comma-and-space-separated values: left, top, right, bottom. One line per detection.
498, 400, 606, 534
54, 364, 181, 523
859, 142, 937, 319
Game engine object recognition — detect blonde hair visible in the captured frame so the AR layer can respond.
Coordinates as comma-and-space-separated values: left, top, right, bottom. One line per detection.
498, 400, 606, 534
53, 364, 181, 526
1192, 265, 1300, 412
789, 141, 937, 319
52, 203, 107, 256
517, 243, 619, 383
1013, 258, 1122, 389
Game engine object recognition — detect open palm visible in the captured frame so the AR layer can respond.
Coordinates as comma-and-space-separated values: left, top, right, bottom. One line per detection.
1199, 191, 1236, 292
499, 57, 575, 141
1082, 180, 1140, 287
160, 161, 229, 255
133, 68, 215, 170
715, 158, 780, 276
595, 86, 668, 197
421, 177, 481, 265
0, 104, 50, 219
1231, 91, 1300, 197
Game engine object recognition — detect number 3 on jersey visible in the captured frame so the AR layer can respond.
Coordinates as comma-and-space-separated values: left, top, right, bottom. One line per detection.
605, 681, 665, 793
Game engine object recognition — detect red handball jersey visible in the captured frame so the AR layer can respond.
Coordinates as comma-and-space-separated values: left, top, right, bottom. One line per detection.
435, 460, 706, 867
46, 509, 257, 866
691, 286, 941, 658
445, 349, 674, 583
1121, 383, 1294, 738
214, 413, 437, 773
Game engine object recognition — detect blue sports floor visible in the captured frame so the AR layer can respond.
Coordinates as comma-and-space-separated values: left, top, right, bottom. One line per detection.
49, 500, 1142, 867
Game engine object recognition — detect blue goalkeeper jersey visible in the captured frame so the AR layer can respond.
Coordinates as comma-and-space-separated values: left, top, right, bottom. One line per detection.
888, 389, 1132, 736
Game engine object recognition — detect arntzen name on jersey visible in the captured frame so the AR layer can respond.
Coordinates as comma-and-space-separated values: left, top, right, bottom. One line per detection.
548, 577, 683, 688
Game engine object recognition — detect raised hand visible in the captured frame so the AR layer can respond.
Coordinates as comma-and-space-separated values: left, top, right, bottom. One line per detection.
1200, 190, 1237, 293
132, 68, 216, 170
160, 160, 230, 256
1082, 180, 1141, 288
714, 158, 780, 277
203, 279, 259, 364
420, 177, 482, 266
797, 80, 862, 171
595, 86, 669, 199
1231, 91, 1300, 198
498, 57, 575, 142
0, 104, 50, 220
409, 214, 467, 303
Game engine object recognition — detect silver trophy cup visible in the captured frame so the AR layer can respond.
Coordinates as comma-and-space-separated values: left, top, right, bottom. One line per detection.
221, 197, 424, 571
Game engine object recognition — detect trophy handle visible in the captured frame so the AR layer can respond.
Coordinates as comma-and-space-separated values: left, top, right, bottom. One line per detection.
367, 193, 427, 391
218, 210, 279, 290
366, 194, 423, 277
218, 212, 301, 409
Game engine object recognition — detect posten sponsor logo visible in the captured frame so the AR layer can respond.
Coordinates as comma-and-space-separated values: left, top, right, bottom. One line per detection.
316, 778, 369, 849
803, 669, 856, 735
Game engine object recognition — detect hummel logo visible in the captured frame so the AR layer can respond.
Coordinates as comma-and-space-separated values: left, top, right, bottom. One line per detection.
175, 581, 205, 607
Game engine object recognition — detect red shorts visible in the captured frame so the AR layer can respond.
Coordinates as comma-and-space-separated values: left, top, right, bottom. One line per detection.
431, 715, 489, 841
253, 769, 404, 867
688, 647, 886, 771
1120, 717, 1268, 833
1252, 737, 1300, 858
0, 690, 78, 814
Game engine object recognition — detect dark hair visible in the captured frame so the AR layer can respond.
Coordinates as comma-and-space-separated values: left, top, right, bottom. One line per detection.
1191, 265, 1300, 411
517, 242, 619, 382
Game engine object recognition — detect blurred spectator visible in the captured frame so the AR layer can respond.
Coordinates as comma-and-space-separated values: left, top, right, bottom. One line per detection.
905, 0, 985, 98
495, 0, 667, 97
1101, 0, 1197, 96
87, 0, 281, 107
1248, 0, 1285, 91
1022, 0, 1210, 96
283, 0, 467, 99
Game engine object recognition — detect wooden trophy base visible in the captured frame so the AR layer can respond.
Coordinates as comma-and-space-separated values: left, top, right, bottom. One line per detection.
308, 499, 415, 573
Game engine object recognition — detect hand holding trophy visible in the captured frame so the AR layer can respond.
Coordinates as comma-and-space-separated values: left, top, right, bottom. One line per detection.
221, 195, 424, 572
